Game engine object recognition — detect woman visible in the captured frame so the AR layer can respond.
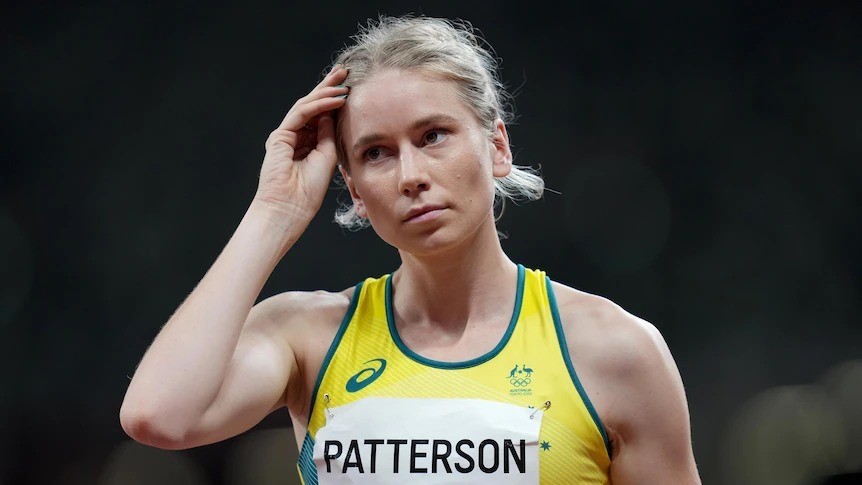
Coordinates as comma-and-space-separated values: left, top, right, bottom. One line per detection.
121, 16, 701, 484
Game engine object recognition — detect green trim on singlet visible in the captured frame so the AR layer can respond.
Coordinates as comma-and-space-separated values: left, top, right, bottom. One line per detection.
385, 264, 525, 369
305, 281, 364, 426
296, 432, 317, 484
546, 276, 612, 458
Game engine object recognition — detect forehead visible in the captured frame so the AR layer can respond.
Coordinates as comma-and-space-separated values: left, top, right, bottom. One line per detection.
340, 69, 475, 141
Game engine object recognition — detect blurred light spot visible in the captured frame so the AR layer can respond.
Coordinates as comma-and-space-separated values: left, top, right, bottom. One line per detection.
99, 440, 209, 485
721, 385, 847, 485
0, 209, 34, 328
226, 427, 299, 485
822, 360, 862, 471
563, 156, 670, 273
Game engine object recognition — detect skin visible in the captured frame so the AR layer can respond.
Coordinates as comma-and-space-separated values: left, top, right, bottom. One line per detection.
120, 64, 700, 484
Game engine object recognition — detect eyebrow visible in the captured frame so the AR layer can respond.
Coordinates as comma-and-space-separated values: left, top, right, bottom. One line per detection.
351, 114, 459, 153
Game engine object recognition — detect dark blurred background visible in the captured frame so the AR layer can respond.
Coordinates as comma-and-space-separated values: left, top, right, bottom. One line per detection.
2, 1, 860, 484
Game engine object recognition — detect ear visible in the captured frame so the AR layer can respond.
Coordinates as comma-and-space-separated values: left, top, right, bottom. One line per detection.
338, 164, 368, 219
490, 118, 513, 178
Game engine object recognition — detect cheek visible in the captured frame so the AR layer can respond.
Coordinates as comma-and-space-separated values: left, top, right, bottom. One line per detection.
453, 161, 495, 212
467, 146, 496, 197
353, 173, 397, 217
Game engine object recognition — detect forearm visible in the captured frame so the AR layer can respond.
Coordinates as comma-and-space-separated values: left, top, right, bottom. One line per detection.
120, 200, 306, 437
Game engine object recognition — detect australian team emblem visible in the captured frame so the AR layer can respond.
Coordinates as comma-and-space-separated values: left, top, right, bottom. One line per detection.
507, 364, 533, 396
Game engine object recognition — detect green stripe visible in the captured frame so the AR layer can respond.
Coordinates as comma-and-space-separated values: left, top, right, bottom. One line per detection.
305, 280, 363, 426
385, 264, 525, 369
545, 276, 612, 458
296, 432, 317, 484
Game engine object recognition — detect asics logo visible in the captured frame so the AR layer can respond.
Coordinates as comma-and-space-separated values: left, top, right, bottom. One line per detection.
345, 358, 387, 393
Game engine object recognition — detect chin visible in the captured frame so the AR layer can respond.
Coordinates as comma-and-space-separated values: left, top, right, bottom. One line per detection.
385, 230, 455, 257
383, 221, 486, 258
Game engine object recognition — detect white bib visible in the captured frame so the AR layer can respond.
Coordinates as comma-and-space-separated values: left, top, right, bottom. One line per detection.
312, 397, 543, 484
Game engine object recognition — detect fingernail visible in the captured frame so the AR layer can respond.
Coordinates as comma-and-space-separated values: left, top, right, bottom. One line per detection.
333, 94, 348, 99
329, 64, 339, 74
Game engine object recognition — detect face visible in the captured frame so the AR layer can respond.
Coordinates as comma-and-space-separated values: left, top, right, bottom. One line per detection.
338, 68, 512, 255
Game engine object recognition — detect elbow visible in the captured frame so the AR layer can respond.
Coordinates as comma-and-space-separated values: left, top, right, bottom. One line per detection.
119, 403, 194, 450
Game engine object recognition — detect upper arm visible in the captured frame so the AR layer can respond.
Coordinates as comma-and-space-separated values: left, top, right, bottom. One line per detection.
182, 292, 305, 447
604, 318, 700, 484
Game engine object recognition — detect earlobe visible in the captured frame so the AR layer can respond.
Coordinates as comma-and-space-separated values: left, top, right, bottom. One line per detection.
354, 200, 367, 219
338, 164, 367, 218
491, 119, 513, 178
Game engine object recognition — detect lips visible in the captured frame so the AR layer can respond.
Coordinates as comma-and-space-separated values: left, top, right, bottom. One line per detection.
403, 204, 447, 222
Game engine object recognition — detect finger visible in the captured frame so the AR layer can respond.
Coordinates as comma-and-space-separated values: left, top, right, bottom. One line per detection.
279, 95, 347, 132
298, 68, 348, 108
314, 65, 349, 91
291, 86, 349, 114
312, 114, 338, 165
276, 68, 349, 129
279, 84, 348, 130
298, 66, 348, 107
280, 91, 343, 131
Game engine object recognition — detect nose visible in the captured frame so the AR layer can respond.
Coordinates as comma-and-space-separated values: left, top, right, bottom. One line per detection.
397, 146, 431, 196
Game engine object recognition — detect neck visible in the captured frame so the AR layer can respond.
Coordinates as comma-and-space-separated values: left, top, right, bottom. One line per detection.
392, 220, 518, 332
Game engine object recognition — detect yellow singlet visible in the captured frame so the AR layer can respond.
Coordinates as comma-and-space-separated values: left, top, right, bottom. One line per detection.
297, 265, 611, 484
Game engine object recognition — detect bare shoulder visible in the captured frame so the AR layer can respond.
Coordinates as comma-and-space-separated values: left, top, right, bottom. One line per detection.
548, 280, 678, 403
249, 286, 356, 360
252, 287, 355, 326
549, 281, 699, 481
549, 280, 668, 377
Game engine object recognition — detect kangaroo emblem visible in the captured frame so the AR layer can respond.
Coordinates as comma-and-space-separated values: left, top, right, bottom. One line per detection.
507, 364, 519, 378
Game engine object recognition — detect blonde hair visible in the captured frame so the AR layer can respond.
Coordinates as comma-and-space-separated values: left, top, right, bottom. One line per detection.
331, 16, 544, 230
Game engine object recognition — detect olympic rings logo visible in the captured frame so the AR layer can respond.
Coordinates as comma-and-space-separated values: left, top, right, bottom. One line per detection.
510, 378, 532, 387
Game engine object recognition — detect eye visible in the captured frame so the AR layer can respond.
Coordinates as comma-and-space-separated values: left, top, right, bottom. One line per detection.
364, 147, 384, 162
423, 129, 448, 145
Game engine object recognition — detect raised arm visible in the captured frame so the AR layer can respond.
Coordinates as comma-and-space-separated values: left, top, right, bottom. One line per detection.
119, 66, 350, 450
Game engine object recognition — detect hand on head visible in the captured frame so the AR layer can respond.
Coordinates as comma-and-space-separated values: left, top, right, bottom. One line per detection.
254, 66, 349, 221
